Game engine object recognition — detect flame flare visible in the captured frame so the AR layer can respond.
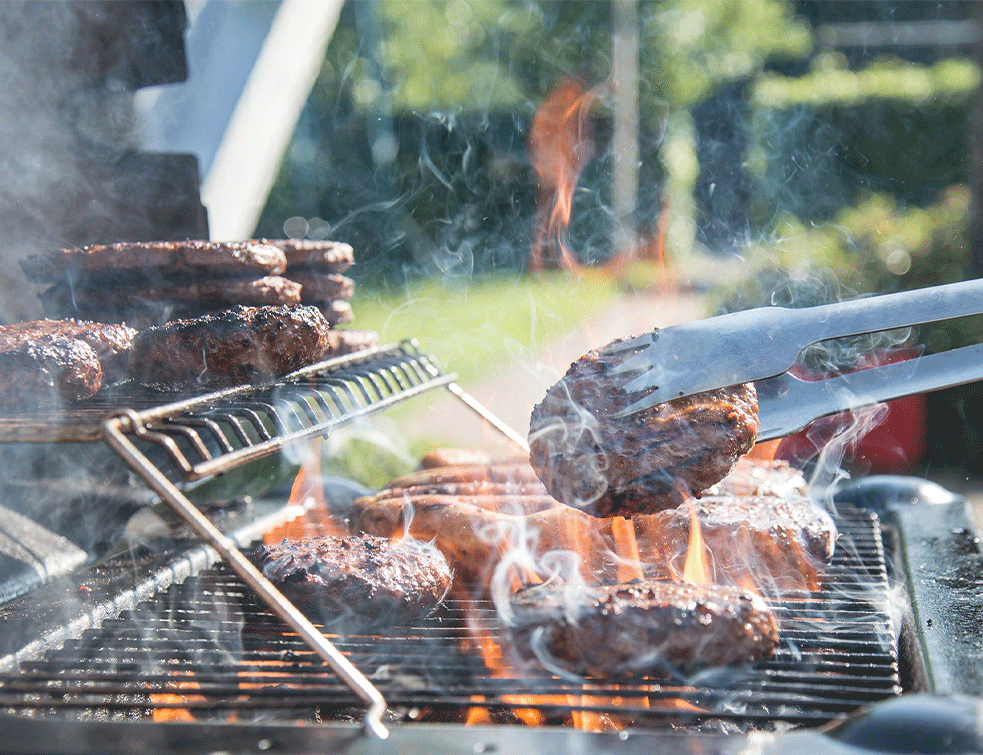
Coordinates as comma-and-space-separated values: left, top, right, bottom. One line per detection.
681, 502, 712, 585
528, 78, 600, 272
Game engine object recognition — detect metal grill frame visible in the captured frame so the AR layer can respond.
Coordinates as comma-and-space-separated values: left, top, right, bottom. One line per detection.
105, 341, 456, 482
95, 340, 514, 739
0, 506, 901, 730
0, 339, 530, 739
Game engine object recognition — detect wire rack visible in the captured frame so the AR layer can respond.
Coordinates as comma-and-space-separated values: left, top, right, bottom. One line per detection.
0, 339, 526, 739
0, 507, 900, 729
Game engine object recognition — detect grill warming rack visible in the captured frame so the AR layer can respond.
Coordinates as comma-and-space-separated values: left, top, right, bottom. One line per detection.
0, 340, 526, 740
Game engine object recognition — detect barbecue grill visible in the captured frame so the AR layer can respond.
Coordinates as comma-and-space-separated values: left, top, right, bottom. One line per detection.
0, 341, 981, 755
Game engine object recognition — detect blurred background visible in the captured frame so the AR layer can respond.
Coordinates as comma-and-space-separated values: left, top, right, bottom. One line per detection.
1, 0, 981, 480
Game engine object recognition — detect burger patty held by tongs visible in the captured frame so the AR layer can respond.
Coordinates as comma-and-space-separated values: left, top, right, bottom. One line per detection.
529, 336, 759, 517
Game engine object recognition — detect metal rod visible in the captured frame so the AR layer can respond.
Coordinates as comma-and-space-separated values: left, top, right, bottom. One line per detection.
184, 372, 457, 479
445, 382, 530, 453
102, 411, 390, 740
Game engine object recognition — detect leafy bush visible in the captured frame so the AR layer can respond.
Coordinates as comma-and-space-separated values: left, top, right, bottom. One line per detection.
714, 184, 972, 356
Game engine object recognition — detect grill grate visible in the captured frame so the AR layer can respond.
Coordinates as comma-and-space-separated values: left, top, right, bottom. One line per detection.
0, 507, 901, 730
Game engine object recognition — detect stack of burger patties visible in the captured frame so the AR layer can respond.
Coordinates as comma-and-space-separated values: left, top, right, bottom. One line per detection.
17, 239, 380, 390
22, 239, 361, 329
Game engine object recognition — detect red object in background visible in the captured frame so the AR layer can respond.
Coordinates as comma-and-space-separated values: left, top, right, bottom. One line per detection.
774, 348, 927, 474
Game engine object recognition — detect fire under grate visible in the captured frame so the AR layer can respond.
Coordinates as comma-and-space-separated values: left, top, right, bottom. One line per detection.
0, 506, 900, 730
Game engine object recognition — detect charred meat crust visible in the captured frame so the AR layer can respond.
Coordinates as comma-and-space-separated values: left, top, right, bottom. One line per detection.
0, 339, 102, 406
251, 534, 452, 627
528, 335, 759, 517
0, 320, 136, 392
21, 240, 287, 282
506, 579, 778, 678
128, 304, 335, 387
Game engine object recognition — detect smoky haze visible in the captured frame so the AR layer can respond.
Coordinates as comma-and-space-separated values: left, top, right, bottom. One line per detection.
0, 1, 204, 325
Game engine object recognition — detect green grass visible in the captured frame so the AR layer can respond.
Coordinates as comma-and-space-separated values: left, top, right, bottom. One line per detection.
350, 271, 620, 384
312, 271, 621, 486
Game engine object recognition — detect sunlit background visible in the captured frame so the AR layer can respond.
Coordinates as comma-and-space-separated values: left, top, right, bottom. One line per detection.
2, 0, 982, 478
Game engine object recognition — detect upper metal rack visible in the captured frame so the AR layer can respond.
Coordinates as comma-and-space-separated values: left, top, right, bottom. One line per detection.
107, 340, 457, 482
0, 340, 455, 482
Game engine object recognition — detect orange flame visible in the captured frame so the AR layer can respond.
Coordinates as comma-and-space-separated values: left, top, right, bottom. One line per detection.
610, 516, 644, 582
465, 621, 548, 726
264, 439, 345, 542
528, 78, 600, 272
681, 502, 712, 585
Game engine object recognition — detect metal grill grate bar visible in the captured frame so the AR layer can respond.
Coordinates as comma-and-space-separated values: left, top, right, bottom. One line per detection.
0, 507, 901, 730
109, 342, 457, 482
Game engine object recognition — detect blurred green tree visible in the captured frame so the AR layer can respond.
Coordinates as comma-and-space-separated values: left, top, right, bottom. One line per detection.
254, 0, 812, 282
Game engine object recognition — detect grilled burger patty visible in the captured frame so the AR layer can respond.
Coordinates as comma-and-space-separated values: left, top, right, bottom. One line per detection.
317, 300, 355, 326
0, 319, 135, 381
704, 457, 809, 499
0, 319, 137, 406
128, 304, 335, 387
40, 276, 305, 324
251, 534, 452, 627
528, 335, 759, 517
0, 339, 102, 407
289, 272, 355, 302
505, 579, 778, 677
267, 238, 355, 273
634, 494, 837, 592
21, 239, 287, 283
322, 328, 380, 355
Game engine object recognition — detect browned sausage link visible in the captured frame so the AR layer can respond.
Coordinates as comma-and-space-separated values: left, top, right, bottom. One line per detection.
384, 462, 544, 490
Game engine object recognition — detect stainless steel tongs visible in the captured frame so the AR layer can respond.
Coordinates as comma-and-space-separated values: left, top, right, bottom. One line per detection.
607, 278, 983, 441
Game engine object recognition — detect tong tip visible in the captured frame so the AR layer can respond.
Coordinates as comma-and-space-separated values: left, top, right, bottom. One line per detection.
612, 391, 664, 418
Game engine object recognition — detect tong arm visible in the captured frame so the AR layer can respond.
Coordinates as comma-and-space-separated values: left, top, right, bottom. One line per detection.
755, 342, 983, 441
613, 277, 983, 416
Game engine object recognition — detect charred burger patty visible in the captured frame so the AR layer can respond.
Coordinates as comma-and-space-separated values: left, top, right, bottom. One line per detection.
528, 335, 759, 517
506, 578, 779, 678
251, 534, 452, 628
128, 304, 336, 387
0, 319, 136, 406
